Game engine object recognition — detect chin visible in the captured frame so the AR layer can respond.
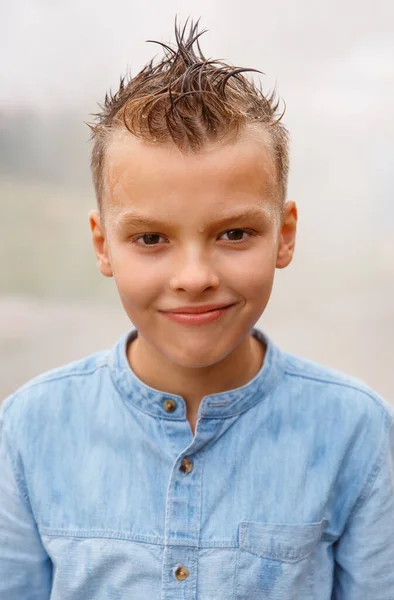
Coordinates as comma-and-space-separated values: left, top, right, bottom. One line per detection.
164, 344, 230, 369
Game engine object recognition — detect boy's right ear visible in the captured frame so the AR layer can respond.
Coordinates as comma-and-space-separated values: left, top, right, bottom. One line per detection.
89, 210, 113, 278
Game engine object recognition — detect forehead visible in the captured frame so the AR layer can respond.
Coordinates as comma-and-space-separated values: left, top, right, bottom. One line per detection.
102, 127, 279, 219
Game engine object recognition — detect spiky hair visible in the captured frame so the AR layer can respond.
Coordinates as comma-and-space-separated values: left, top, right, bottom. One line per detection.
88, 19, 289, 207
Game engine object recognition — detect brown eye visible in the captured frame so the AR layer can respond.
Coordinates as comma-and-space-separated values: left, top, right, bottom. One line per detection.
132, 233, 165, 247
227, 229, 244, 241
221, 229, 252, 242
142, 234, 161, 245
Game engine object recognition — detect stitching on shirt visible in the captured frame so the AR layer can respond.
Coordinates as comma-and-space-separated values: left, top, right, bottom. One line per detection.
39, 528, 240, 548
40, 529, 165, 544
233, 541, 241, 600
3, 361, 109, 413
194, 449, 205, 596
284, 368, 392, 419
162, 418, 182, 460
119, 396, 186, 420
241, 543, 314, 563
347, 416, 393, 519
0, 419, 32, 508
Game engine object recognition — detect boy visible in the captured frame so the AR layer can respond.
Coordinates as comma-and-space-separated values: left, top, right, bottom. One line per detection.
0, 20, 393, 599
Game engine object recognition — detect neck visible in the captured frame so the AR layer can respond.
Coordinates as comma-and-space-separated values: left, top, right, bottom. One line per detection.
127, 331, 266, 422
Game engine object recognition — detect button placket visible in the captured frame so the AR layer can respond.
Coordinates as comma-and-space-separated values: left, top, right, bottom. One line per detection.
161, 427, 205, 599
162, 546, 197, 596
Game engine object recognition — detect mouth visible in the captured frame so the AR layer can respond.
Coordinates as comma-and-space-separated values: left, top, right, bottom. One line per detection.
160, 304, 235, 325
163, 303, 234, 314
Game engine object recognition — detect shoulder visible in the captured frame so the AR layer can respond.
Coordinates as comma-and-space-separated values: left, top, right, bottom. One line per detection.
278, 348, 394, 506
280, 348, 394, 434
1, 349, 111, 433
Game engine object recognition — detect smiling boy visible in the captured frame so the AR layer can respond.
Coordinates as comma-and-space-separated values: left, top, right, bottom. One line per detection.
91, 129, 290, 434
1, 21, 393, 600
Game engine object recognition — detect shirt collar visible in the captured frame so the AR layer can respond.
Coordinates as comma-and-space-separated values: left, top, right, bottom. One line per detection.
108, 327, 285, 419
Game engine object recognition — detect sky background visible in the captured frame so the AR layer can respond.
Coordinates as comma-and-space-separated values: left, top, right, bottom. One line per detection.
0, 0, 393, 401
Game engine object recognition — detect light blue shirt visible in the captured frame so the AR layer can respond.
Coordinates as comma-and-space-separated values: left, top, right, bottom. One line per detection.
1, 327, 393, 599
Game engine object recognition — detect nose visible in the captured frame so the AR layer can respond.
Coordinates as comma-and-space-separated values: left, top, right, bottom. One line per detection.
168, 248, 220, 294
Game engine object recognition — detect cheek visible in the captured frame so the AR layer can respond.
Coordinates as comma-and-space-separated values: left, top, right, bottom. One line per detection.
110, 248, 165, 307
221, 246, 277, 295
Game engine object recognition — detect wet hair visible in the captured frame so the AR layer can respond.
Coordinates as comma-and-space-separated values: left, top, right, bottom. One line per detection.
88, 19, 289, 209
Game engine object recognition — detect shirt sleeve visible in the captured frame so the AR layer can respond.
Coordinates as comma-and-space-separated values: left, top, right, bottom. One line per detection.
0, 402, 52, 599
332, 412, 394, 599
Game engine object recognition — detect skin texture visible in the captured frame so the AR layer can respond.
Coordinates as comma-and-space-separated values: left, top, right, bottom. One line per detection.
90, 128, 297, 433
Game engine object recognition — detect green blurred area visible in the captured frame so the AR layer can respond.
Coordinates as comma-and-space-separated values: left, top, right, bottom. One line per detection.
1, 177, 117, 302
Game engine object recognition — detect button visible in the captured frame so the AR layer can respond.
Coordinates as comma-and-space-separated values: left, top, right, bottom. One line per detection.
179, 457, 193, 474
174, 566, 189, 581
163, 399, 177, 413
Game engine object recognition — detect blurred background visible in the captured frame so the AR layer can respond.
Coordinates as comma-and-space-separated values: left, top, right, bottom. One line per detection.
1, 0, 393, 402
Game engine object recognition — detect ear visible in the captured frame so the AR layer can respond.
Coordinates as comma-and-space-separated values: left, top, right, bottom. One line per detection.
89, 209, 113, 278
276, 201, 298, 269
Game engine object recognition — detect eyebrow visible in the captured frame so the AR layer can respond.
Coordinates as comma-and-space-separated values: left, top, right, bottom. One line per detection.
115, 207, 271, 229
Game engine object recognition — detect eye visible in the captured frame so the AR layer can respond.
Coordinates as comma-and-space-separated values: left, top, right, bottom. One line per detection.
220, 228, 254, 242
131, 233, 167, 247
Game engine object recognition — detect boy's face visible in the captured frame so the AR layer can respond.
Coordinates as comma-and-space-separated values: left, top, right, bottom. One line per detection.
90, 129, 297, 368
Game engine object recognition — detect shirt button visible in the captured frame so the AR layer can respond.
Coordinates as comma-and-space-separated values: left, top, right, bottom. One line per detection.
163, 399, 177, 413
174, 566, 189, 581
179, 457, 193, 474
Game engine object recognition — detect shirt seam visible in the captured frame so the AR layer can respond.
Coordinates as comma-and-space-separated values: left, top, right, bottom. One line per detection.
39, 528, 240, 548
2, 361, 109, 415
0, 417, 32, 509
284, 368, 390, 416
349, 414, 393, 517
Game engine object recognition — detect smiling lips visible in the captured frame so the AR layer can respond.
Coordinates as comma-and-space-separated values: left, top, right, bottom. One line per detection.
160, 303, 234, 325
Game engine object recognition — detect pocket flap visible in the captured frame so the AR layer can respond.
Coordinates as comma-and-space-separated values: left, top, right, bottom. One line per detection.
239, 520, 324, 562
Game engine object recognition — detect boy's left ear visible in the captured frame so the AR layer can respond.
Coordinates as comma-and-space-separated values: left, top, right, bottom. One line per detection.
276, 201, 298, 269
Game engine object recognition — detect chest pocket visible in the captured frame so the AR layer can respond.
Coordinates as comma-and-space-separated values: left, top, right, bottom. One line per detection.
235, 520, 324, 600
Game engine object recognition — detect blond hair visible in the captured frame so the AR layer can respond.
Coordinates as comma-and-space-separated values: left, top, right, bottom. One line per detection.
88, 19, 289, 208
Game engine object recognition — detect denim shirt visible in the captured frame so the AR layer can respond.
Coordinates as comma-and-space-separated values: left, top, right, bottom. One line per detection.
1, 327, 393, 600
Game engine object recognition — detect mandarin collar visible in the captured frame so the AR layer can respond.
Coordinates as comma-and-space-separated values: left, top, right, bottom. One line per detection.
108, 327, 284, 419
